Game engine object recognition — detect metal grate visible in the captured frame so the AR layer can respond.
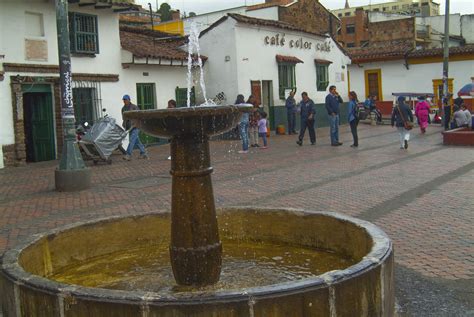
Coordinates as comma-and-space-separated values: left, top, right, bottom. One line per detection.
72, 81, 103, 126
69, 13, 99, 54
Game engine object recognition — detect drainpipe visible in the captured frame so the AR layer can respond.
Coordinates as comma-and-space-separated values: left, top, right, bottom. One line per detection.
442, 0, 450, 130
54, 0, 91, 191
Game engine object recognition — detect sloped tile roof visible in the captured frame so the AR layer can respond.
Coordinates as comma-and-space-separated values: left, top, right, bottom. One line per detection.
350, 42, 474, 63
120, 26, 188, 61
348, 40, 414, 63
227, 13, 328, 38
276, 55, 304, 64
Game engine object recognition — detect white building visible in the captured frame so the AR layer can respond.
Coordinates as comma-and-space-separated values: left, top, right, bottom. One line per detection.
0, 0, 190, 167
348, 45, 474, 113
199, 14, 351, 131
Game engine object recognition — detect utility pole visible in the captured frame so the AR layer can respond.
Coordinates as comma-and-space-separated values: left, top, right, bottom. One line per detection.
442, 0, 450, 130
54, 0, 91, 191
148, 3, 154, 31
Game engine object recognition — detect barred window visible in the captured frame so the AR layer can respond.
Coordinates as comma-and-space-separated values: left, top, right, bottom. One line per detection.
73, 81, 102, 126
69, 12, 99, 54
175, 87, 196, 107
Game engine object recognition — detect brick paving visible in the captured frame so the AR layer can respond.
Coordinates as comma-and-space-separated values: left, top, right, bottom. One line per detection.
0, 123, 473, 316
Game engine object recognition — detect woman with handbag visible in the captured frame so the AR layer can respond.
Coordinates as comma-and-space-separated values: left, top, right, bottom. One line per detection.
391, 96, 414, 149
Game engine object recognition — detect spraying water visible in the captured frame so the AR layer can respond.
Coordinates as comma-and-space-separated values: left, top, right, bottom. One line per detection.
187, 22, 216, 107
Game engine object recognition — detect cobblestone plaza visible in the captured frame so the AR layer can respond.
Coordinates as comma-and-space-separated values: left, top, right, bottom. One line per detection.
0, 124, 472, 316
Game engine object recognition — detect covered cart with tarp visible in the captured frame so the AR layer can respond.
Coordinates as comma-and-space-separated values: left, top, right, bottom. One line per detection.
79, 116, 128, 164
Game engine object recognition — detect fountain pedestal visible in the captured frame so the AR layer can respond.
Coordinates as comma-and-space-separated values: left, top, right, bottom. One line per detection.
124, 105, 251, 286
170, 133, 221, 285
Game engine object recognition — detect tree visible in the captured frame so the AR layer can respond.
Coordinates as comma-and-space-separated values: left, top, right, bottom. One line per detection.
189, 12, 197, 17
158, 3, 172, 22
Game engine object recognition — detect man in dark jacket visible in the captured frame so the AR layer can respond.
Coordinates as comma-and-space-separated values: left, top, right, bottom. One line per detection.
325, 85, 343, 146
121, 94, 148, 160
391, 96, 414, 149
296, 92, 316, 146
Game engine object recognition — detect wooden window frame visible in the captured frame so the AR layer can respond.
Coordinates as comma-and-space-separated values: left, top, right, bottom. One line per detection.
278, 63, 296, 100
315, 63, 329, 92
364, 69, 383, 101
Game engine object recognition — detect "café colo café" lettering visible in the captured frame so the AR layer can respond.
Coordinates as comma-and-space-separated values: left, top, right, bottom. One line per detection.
264, 33, 331, 52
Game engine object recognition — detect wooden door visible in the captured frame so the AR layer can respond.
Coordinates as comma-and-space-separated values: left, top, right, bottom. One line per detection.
23, 93, 55, 162
364, 69, 383, 101
251, 80, 262, 106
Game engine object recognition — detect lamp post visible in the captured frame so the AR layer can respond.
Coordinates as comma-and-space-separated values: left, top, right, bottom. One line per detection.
54, 0, 91, 191
442, 0, 450, 130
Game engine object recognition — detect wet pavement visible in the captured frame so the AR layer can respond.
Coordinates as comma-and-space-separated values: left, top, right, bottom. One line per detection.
0, 123, 472, 316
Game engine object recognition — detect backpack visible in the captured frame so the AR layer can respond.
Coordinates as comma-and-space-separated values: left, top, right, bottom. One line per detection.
354, 103, 364, 120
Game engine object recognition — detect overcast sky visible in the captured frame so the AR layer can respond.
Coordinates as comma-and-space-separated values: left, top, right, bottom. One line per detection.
136, 0, 473, 15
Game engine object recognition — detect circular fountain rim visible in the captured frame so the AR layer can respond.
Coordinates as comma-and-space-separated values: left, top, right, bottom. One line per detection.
123, 104, 253, 120
0, 208, 392, 305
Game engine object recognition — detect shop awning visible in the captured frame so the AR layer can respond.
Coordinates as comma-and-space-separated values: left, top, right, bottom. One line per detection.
314, 59, 332, 65
276, 55, 304, 64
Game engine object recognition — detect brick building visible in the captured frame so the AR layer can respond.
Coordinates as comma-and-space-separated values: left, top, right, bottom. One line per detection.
184, 0, 340, 38
333, 0, 440, 18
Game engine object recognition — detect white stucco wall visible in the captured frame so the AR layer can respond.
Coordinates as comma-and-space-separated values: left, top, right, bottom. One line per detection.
0, 0, 189, 165
184, 7, 247, 34
416, 14, 462, 37
246, 7, 279, 21
200, 17, 350, 108
461, 15, 474, 44
348, 59, 473, 102
198, 18, 239, 104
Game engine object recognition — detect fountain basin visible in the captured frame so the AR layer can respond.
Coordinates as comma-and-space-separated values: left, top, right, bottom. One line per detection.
0, 208, 394, 316
124, 105, 252, 138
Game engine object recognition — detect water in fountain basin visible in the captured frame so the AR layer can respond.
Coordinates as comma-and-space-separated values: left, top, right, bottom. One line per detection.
50, 238, 356, 294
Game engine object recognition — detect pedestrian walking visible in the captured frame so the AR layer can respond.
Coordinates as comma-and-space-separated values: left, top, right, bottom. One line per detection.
248, 95, 260, 147
415, 96, 431, 134
296, 92, 316, 146
121, 94, 148, 160
325, 85, 343, 146
348, 91, 359, 148
285, 89, 297, 134
391, 96, 414, 150
235, 94, 250, 154
258, 112, 269, 149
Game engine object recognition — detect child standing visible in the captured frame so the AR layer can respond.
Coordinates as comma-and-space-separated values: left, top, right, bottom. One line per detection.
258, 112, 268, 149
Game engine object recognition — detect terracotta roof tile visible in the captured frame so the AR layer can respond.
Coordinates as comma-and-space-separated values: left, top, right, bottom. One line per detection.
120, 26, 190, 61
350, 42, 474, 63
276, 55, 303, 64
227, 14, 327, 38
314, 59, 332, 64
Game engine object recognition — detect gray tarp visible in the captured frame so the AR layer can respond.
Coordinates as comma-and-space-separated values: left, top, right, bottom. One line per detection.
81, 117, 128, 159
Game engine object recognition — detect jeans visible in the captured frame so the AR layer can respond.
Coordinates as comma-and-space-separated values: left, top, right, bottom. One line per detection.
239, 122, 249, 151
328, 114, 340, 144
350, 119, 358, 146
126, 128, 146, 156
287, 111, 296, 133
397, 127, 410, 148
298, 118, 316, 144
259, 132, 268, 146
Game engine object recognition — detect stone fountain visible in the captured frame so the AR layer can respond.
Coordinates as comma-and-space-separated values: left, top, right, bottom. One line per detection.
0, 105, 395, 316
0, 20, 394, 316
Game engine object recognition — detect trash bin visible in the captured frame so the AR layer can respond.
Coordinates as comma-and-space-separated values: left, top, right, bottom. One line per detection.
276, 125, 286, 135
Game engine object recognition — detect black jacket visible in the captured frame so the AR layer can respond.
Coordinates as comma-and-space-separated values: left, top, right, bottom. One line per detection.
391, 102, 413, 127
